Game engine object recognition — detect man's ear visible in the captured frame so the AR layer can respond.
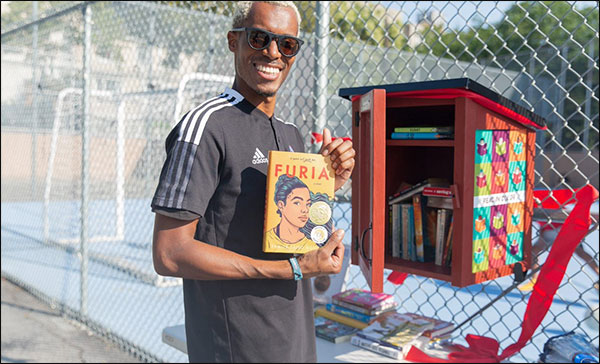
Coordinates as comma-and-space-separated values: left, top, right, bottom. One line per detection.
227, 31, 237, 52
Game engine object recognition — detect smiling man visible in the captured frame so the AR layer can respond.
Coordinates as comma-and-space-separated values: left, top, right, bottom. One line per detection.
151, 1, 355, 363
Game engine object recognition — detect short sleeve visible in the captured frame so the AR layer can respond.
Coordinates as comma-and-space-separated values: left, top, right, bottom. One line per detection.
151, 115, 224, 219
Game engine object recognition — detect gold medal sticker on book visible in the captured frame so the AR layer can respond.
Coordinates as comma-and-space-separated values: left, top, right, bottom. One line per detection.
263, 151, 335, 254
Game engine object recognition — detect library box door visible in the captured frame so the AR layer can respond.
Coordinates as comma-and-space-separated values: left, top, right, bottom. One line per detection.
351, 89, 386, 293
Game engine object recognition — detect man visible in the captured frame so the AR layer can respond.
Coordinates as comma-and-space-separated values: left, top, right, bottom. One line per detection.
151, 1, 355, 362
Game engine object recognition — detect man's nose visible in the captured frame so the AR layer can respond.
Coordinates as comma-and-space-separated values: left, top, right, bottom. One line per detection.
264, 38, 281, 58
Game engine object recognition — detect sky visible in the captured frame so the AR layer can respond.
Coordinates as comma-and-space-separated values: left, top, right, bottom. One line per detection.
382, 1, 598, 30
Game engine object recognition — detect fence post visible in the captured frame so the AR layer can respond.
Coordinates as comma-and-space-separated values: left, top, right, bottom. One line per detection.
80, 2, 92, 316
312, 1, 329, 152
31, 1, 39, 197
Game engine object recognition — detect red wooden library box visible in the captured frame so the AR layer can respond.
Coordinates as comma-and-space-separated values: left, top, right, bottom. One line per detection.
339, 78, 547, 291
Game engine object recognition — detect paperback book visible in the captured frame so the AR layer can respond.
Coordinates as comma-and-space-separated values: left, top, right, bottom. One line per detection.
393, 126, 454, 133
325, 303, 395, 324
388, 178, 449, 205
400, 312, 455, 339
358, 312, 434, 351
314, 306, 369, 329
263, 151, 335, 254
332, 289, 396, 312
350, 335, 403, 360
314, 317, 359, 343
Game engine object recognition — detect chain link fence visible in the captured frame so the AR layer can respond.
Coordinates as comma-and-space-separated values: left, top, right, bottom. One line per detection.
1, 1, 598, 362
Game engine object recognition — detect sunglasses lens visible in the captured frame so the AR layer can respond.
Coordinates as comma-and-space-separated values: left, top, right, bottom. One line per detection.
248, 30, 270, 49
279, 38, 299, 56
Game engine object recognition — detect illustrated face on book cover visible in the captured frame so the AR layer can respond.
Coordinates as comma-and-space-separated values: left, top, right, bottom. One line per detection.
272, 174, 333, 246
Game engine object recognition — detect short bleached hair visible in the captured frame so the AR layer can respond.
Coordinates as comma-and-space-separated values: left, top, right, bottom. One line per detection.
232, 1, 302, 34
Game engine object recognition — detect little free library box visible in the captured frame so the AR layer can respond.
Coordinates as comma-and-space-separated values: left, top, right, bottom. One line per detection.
339, 78, 547, 291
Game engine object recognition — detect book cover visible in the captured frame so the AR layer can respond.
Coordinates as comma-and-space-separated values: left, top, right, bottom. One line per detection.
408, 205, 416, 261
390, 132, 454, 140
388, 178, 449, 205
412, 195, 425, 262
350, 335, 403, 360
400, 312, 455, 338
263, 151, 335, 254
315, 317, 359, 343
314, 306, 369, 329
393, 126, 454, 133
332, 289, 395, 311
357, 312, 434, 350
332, 299, 399, 316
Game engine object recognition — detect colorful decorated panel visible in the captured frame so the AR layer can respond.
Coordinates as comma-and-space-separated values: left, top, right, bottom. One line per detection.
472, 129, 527, 273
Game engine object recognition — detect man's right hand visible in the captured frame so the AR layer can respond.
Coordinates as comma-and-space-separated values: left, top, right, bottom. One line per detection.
297, 229, 345, 278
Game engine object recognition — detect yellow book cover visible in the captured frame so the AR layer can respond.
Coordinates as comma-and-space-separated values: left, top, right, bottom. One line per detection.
263, 150, 335, 254
314, 306, 369, 329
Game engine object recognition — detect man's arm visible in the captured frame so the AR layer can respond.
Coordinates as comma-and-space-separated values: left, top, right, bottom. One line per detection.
152, 213, 345, 280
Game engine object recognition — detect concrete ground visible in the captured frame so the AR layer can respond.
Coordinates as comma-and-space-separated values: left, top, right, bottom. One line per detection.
1, 277, 143, 363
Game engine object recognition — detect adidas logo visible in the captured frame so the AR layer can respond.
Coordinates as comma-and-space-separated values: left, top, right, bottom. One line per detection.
252, 148, 268, 165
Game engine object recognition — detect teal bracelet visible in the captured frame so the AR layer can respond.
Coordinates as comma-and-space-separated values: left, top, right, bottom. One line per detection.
289, 257, 303, 281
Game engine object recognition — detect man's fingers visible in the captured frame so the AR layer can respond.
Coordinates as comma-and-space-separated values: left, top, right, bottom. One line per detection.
323, 229, 344, 252
319, 128, 332, 154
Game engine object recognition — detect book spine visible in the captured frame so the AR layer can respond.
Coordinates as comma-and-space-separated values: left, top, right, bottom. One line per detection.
401, 204, 410, 260
351, 336, 403, 360
326, 303, 373, 323
412, 195, 425, 262
442, 217, 454, 266
393, 126, 454, 133
390, 132, 453, 140
422, 186, 453, 197
392, 204, 402, 258
435, 209, 447, 266
315, 307, 368, 329
408, 205, 416, 261
332, 298, 397, 316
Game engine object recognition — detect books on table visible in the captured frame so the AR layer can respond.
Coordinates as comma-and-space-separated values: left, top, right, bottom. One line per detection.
314, 316, 359, 343
332, 289, 397, 315
399, 312, 455, 338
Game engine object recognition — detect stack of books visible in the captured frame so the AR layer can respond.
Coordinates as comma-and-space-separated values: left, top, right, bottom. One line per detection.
314, 316, 359, 343
314, 289, 398, 341
351, 312, 455, 360
390, 126, 454, 140
388, 178, 454, 266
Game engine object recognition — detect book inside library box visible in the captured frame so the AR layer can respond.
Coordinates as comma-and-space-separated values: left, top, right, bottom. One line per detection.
339, 78, 546, 291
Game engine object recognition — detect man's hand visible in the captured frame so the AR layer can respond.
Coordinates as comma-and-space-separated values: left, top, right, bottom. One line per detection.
297, 229, 345, 278
319, 128, 355, 192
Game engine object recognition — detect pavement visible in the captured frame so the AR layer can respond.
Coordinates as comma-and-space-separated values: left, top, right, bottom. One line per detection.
1, 277, 143, 363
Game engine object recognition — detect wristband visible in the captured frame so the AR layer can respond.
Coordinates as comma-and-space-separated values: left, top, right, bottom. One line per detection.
289, 257, 303, 281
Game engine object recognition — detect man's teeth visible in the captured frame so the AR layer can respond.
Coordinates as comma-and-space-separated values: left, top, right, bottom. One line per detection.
256, 65, 280, 74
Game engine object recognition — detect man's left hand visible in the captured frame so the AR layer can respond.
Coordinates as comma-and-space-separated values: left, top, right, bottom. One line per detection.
319, 128, 355, 192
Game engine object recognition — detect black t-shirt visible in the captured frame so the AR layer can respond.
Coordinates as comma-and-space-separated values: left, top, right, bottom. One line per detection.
151, 88, 316, 363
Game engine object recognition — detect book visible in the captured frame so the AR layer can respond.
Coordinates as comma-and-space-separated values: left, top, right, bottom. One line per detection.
388, 178, 449, 205
420, 196, 438, 262
351, 335, 403, 360
325, 303, 394, 324
314, 317, 359, 343
401, 204, 411, 260
412, 195, 425, 262
400, 312, 455, 339
391, 204, 402, 258
333, 298, 399, 316
263, 151, 335, 254
332, 289, 395, 311
435, 209, 452, 266
314, 306, 369, 329
442, 217, 454, 267
393, 126, 454, 133
357, 312, 435, 351
390, 132, 454, 140
427, 196, 454, 210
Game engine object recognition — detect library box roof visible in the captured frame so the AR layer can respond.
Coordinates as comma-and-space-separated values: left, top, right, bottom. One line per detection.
338, 78, 546, 131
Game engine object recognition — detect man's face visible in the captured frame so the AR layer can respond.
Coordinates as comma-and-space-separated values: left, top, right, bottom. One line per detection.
278, 187, 311, 229
228, 2, 299, 99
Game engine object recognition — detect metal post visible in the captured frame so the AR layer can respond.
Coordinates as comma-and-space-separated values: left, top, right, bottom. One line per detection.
80, 3, 92, 316
31, 1, 39, 197
312, 1, 329, 152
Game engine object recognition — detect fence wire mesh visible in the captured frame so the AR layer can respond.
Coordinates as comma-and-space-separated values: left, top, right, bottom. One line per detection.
1, 1, 598, 362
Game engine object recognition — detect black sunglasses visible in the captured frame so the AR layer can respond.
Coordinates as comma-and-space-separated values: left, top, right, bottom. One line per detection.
230, 27, 304, 57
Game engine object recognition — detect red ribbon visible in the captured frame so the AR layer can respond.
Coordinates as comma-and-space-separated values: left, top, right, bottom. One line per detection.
404, 184, 598, 363
310, 132, 352, 144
